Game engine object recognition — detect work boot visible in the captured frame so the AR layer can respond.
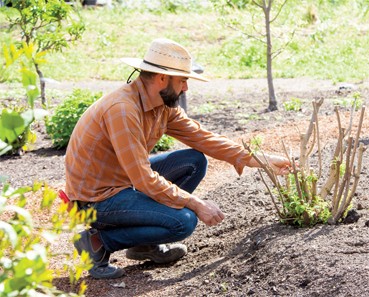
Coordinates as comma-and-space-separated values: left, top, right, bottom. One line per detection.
126, 243, 187, 264
74, 228, 124, 279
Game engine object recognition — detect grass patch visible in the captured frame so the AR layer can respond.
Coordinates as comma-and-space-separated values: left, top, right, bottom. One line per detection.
1, 1, 369, 83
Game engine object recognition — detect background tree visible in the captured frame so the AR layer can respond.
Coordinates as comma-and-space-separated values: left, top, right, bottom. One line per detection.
212, 0, 292, 111
3, 0, 85, 105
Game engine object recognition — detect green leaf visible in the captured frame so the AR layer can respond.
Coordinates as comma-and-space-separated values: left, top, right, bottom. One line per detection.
0, 139, 12, 156
3, 45, 13, 67
0, 221, 18, 248
22, 42, 34, 60
21, 109, 35, 127
21, 68, 39, 108
5, 205, 33, 228
1, 109, 26, 143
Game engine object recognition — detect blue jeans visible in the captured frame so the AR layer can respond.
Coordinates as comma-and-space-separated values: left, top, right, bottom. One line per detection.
88, 149, 208, 253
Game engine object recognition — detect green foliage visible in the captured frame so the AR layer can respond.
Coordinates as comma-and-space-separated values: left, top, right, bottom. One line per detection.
192, 102, 217, 114
3, 0, 85, 53
0, 43, 48, 155
151, 134, 175, 153
279, 173, 331, 227
283, 97, 302, 111
45, 88, 102, 149
120, 0, 210, 13
333, 92, 364, 111
249, 135, 263, 153
0, 182, 96, 296
2, 0, 85, 103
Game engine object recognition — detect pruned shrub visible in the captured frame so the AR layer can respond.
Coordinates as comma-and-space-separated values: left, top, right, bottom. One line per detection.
244, 99, 366, 227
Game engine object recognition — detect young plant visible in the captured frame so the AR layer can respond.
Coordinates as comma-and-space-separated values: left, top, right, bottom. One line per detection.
283, 97, 302, 111
244, 99, 366, 227
0, 43, 48, 155
333, 92, 363, 111
0, 181, 96, 296
45, 89, 102, 149
212, 0, 293, 111
3, 0, 85, 105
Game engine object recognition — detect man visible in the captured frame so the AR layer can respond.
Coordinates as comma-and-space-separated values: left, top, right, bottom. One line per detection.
66, 38, 290, 279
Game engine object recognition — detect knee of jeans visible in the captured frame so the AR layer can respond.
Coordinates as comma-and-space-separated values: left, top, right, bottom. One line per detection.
176, 209, 198, 240
191, 150, 208, 175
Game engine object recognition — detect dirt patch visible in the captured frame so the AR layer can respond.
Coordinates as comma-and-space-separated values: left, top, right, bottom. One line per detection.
1, 78, 369, 296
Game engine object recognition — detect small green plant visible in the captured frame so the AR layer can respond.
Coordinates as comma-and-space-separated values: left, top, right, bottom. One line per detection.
45, 89, 102, 149
333, 92, 363, 111
283, 97, 302, 111
0, 181, 96, 296
192, 102, 217, 114
277, 172, 331, 226
151, 134, 175, 153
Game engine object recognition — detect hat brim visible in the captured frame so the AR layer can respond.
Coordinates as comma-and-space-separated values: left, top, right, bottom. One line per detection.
121, 58, 209, 82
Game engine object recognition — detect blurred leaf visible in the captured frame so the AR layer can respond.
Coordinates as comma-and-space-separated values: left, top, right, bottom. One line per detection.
0, 221, 18, 248
22, 42, 34, 60
1, 109, 26, 143
5, 205, 33, 228
33, 108, 49, 120
0, 139, 12, 156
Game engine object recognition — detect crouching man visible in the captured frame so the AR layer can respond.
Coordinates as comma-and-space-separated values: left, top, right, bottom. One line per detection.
65, 38, 290, 279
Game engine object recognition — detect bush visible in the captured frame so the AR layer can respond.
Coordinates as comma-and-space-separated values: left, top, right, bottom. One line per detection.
45, 89, 102, 149
151, 134, 175, 153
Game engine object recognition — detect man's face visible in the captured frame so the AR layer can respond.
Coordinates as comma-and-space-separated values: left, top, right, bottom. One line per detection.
160, 76, 188, 108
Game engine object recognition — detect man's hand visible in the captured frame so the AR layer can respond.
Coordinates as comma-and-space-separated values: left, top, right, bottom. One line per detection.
248, 153, 291, 175
186, 196, 225, 226
265, 154, 291, 175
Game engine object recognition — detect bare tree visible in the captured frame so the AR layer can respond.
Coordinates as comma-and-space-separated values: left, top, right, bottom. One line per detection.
253, 0, 288, 111
213, 0, 291, 111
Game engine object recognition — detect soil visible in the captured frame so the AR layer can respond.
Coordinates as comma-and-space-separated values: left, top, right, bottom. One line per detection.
1, 78, 369, 297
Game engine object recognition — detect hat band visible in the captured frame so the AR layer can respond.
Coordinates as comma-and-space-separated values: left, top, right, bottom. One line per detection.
143, 60, 190, 74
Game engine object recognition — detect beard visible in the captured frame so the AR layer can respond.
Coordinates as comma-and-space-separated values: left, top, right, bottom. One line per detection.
160, 80, 183, 108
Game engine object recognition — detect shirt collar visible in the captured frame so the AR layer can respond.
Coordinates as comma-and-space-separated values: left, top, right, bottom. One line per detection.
133, 77, 164, 112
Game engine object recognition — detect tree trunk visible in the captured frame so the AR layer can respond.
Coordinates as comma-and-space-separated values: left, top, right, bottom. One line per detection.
264, 1, 278, 111
35, 63, 46, 106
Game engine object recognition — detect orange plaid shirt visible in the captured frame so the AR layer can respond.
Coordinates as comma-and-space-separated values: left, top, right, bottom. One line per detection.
65, 77, 252, 208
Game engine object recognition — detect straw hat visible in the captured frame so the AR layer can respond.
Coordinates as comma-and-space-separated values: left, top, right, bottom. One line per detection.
121, 38, 209, 82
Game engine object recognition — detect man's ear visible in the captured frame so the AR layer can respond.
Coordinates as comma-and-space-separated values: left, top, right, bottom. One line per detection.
157, 74, 169, 86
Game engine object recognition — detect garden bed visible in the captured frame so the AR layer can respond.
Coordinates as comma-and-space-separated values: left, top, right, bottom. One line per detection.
1, 78, 369, 296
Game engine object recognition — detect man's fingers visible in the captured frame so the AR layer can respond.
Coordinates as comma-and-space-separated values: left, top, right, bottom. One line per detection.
219, 211, 225, 220
207, 212, 225, 226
